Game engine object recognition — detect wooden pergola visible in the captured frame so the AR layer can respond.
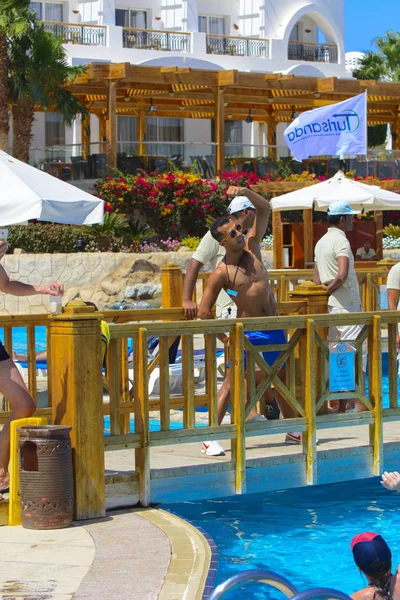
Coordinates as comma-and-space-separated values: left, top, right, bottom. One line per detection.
63, 62, 400, 172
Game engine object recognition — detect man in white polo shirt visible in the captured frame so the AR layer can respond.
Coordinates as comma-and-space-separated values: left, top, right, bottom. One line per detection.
313, 200, 364, 413
387, 263, 400, 352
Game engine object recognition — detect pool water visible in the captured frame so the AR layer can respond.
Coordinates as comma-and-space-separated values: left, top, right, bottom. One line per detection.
166, 478, 400, 599
103, 416, 207, 435
0, 326, 47, 354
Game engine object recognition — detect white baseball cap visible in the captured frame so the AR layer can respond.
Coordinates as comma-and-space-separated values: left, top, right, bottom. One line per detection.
228, 196, 256, 214
327, 201, 360, 216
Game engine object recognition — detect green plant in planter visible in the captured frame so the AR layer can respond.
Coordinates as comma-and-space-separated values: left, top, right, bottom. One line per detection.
126, 219, 157, 243
87, 212, 130, 236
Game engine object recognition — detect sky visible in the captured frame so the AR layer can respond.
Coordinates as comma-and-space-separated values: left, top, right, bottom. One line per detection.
345, 0, 400, 52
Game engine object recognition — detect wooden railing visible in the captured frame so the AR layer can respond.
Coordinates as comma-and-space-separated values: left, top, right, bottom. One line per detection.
122, 28, 190, 52
206, 34, 269, 57
43, 21, 106, 45
193, 266, 390, 312
105, 309, 399, 503
288, 40, 338, 63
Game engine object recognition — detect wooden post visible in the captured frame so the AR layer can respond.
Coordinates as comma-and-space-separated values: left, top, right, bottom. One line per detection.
304, 318, 317, 484
215, 86, 225, 176
303, 209, 313, 268
267, 114, 277, 159
273, 210, 283, 269
161, 263, 183, 308
289, 282, 329, 416
106, 80, 117, 169
375, 211, 383, 261
99, 112, 107, 142
134, 327, 150, 506
138, 110, 147, 157
369, 314, 383, 475
50, 300, 105, 520
231, 322, 246, 495
81, 113, 91, 160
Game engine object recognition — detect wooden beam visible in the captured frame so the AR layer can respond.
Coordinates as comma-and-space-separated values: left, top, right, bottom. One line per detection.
215, 87, 225, 176
81, 113, 91, 159
106, 80, 117, 169
267, 114, 276, 159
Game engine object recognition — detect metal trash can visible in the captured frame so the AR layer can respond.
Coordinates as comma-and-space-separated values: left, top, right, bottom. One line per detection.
18, 425, 74, 530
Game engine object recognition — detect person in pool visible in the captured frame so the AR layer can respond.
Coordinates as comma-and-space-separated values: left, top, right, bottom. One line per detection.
351, 532, 400, 600
197, 186, 299, 456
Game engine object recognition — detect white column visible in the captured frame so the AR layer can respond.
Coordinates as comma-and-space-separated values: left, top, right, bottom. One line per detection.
183, 0, 198, 32
100, 0, 116, 26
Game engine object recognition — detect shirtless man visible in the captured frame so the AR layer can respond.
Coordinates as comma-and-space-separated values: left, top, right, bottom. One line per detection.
198, 186, 300, 455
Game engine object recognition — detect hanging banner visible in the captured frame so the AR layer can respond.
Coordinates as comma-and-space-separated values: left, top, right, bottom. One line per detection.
284, 92, 367, 161
329, 342, 356, 393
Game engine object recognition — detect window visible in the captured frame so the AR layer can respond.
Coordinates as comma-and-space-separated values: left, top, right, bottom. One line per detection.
161, 0, 183, 31
290, 24, 299, 42
147, 117, 183, 156
198, 15, 225, 35
115, 9, 147, 28
29, 2, 63, 21
117, 116, 138, 153
45, 113, 65, 147
238, 0, 261, 37
211, 120, 243, 155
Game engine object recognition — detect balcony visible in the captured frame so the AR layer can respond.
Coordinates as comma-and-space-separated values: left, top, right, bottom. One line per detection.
206, 34, 269, 58
122, 28, 190, 52
288, 41, 338, 63
43, 21, 106, 45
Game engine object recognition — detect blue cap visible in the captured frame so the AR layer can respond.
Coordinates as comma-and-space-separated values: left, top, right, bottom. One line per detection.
351, 533, 392, 575
327, 201, 360, 216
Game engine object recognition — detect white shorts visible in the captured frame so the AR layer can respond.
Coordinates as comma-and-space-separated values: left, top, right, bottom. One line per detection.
216, 305, 237, 319
328, 305, 367, 370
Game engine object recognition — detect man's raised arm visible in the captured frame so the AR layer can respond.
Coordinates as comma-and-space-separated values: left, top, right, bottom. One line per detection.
227, 186, 270, 244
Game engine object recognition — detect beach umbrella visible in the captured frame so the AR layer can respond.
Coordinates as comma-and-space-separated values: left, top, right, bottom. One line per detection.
0, 150, 104, 225
270, 171, 400, 212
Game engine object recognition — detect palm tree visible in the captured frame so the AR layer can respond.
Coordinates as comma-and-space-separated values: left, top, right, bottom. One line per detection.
0, 0, 31, 151
354, 30, 400, 82
353, 31, 400, 148
9, 21, 88, 162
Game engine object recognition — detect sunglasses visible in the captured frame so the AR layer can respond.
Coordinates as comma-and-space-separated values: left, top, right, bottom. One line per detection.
222, 224, 249, 242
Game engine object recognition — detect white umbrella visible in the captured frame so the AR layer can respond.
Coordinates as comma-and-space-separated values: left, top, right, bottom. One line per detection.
270, 171, 400, 212
0, 151, 104, 225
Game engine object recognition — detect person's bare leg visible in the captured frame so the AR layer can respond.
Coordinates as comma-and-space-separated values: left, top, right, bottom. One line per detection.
0, 359, 36, 493
217, 369, 260, 425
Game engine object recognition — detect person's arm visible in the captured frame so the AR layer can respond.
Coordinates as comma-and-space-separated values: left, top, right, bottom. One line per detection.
387, 288, 400, 311
313, 263, 321, 285
355, 250, 362, 261
381, 471, 400, 493
198, 266, 229, 345
227, 186, 270, 244
0, 264, 64, 297
321, 256, 349, 295
182, 258, 203, 320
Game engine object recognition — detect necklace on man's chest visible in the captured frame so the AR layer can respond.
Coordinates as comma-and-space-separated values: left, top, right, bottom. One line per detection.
225, 253, 244, 297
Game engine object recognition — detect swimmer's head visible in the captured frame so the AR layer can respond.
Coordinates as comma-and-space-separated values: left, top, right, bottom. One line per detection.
210, 217, 247, 249
351, 533, 392, 578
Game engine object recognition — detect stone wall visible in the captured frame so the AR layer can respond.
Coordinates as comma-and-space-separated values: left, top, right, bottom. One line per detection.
0, 249, 396, 315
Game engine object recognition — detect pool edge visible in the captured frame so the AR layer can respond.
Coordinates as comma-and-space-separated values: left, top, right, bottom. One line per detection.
137, 507, 217, 599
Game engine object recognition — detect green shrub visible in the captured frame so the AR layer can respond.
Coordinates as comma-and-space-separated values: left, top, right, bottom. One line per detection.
7, 223, 94, 253
383, 224, 400, 238
181, 236, 201, 251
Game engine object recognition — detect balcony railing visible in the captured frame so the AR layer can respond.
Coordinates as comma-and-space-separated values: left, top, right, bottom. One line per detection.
288, 41, 338, 63
122, 28, 190, 52
43, 21, 106, 45
206, 34, 269, 57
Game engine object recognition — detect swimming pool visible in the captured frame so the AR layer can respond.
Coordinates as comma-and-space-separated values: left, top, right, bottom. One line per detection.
166, 478, 400, 599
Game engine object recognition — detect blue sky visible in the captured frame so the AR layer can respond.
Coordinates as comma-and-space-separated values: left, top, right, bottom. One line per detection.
345, 0, 400, 52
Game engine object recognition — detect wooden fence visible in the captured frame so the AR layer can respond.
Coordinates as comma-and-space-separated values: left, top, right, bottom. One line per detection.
193, 266, 390, 311
0, 261, 398, 518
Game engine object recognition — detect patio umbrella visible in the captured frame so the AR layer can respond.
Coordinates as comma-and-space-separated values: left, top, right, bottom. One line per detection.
0, 151, 104, 225
270, 171, 400, 212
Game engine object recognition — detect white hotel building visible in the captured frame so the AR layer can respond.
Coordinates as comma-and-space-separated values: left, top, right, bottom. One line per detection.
26, 0, 348, 170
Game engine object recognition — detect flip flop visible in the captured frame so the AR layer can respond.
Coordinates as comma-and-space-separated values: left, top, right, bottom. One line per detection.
0, 487, 9, 495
